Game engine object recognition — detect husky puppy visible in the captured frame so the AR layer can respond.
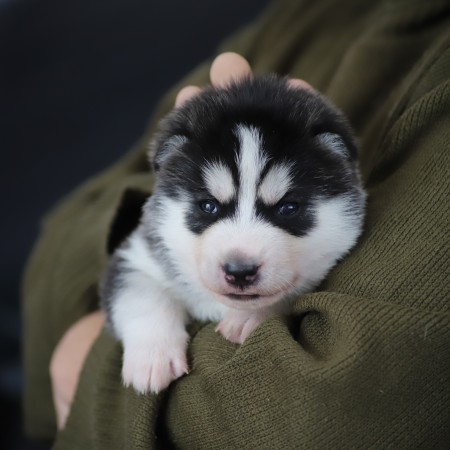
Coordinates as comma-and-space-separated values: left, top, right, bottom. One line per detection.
100, 75, 366, 394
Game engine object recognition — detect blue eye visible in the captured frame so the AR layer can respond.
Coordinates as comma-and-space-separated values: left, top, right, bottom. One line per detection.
277, 201, 299, 216
199, 200, 219, 214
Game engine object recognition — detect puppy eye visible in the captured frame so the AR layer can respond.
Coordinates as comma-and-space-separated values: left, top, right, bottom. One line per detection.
277, 201, 299, 216
199, 199, 219, 214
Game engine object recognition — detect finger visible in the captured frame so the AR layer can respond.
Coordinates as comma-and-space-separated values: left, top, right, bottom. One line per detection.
210, 52, 252, 88
51, 382, 70, 430
57, 400, 70, 430
288, 78, 314, 91
175, 85, 202, 107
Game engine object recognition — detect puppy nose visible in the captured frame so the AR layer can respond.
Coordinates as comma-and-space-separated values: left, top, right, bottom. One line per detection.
223, 262, 259, 287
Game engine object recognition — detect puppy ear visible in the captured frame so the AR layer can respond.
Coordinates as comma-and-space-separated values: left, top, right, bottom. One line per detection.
315, 131, 358, 160
316, 132, 349, 158
149, 134, 188, 171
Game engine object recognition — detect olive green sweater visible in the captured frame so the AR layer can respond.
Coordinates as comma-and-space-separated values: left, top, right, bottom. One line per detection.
23, 0, 450, 448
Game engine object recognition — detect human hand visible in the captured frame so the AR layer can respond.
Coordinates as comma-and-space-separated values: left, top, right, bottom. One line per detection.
50, 310, 105, 429
175, 51, 313, 107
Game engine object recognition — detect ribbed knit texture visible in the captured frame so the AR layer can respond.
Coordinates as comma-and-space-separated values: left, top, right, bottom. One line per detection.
22, 0, 450, 448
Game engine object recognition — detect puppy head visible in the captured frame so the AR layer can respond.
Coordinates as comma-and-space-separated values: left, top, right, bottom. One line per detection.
146, 76, 366, 310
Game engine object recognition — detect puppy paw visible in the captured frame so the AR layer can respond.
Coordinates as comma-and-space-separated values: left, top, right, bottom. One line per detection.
216, 309, 272, 344
121, 332, 189, 394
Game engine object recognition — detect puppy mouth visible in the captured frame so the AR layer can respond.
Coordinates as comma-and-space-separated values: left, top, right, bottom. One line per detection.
225, 293, 261, 301
212, 289, 291, 310
220, 290, 287, 310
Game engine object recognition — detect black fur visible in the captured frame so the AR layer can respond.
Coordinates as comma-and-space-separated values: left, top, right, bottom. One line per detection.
106, 188, 150, 254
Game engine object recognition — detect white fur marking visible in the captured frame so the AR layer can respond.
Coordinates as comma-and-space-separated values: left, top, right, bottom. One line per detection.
235, 125, 267, 220
301, 195, 363, 265
258, 163, 294, 205
152, 197, 228, 321
202, 161, 235, 203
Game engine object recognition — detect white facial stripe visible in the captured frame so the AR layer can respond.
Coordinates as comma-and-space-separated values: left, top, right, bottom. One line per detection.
235, 125, 267, 220
202, 161, 235, 203
258, 163, 294, 205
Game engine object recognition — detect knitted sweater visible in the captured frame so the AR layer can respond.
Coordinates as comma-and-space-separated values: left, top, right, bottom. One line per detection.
23, 0, 450, 448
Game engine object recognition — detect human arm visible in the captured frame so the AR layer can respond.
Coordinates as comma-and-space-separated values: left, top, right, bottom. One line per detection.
49, 311, 105, 430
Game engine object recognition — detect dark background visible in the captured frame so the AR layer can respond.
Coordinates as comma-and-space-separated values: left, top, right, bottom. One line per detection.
0, 0, 269, 447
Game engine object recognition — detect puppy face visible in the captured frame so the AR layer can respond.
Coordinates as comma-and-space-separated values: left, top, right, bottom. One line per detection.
146, 76, 366, 310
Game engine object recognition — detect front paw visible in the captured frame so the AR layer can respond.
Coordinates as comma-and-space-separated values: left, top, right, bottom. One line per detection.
216, 309, 272, 344
121, 332, 189, 394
